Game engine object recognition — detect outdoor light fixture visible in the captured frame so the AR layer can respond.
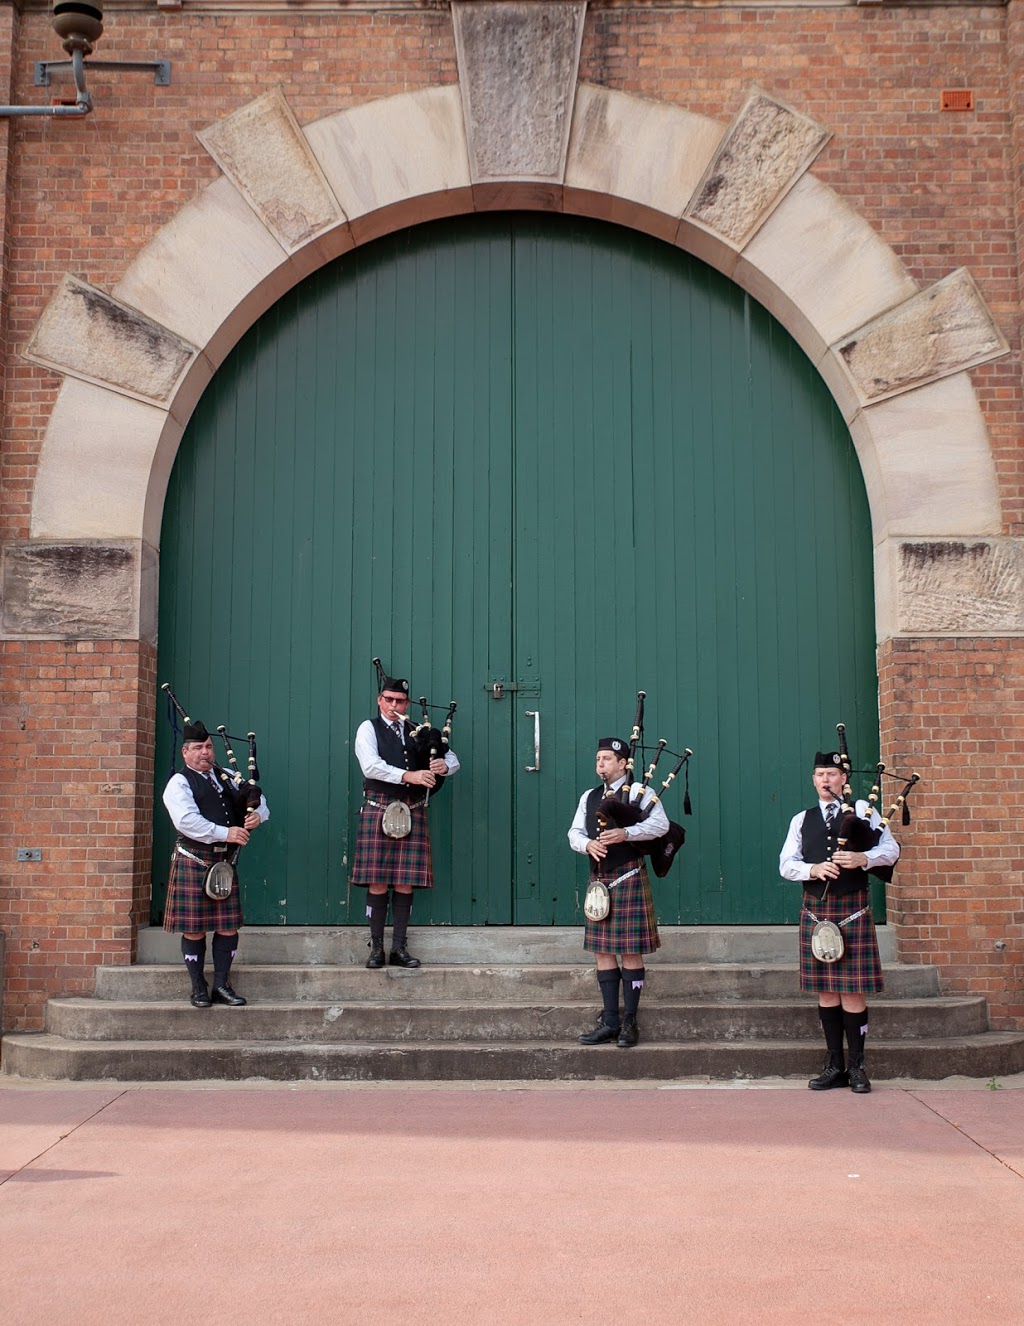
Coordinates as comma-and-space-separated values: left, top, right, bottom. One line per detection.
0, 1, 170, 119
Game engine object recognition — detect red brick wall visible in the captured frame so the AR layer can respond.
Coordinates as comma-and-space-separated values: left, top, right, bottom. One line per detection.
0, 641, 156, 1030
880, 637, 1024, 1027
0, 4, 1022, 1030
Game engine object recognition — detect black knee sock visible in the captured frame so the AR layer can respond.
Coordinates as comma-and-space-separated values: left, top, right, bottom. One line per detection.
390, 891, 413, 949
818, 1004, 845, 1060
181, 935, 207, 992
212, 932, 237, 987
843, 1007, 868, 1060
367, 892, 389, 945
622, 966, 646, 1019
597, 968, 621, 1030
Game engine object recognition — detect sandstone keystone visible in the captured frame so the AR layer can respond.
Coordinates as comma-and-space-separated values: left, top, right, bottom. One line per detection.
453, 0, 585, 182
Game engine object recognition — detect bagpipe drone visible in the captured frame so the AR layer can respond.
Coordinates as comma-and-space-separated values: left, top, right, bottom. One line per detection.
826, 721, 920, 885
596, 690, 694, 878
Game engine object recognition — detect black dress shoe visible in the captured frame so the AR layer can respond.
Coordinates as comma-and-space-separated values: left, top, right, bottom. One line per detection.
210, 983, 247, 1006
616, 1018, 640, 1048
366, 943, 386, 969
808, 1056, 850, 1090
848, 1057, 872, 1094
578, 1020, 620, 1045
389, 946, 421, 969
190, 986, 212, 1009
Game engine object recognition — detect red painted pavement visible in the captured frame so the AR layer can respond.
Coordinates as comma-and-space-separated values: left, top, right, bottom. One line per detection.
1, 1084, 1022, 1324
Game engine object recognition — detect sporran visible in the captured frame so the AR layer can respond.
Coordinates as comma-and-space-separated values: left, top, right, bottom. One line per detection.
583, 881, 610, 922
810, 919, 844, 963
204, 859, 236, 901
381, 800, 412, 839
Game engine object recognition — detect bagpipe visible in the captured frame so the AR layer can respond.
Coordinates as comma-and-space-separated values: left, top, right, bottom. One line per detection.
596, 690, 694, 878
372, 658, 456, 793
830, 721, 920, 884
161, 682, 264, 899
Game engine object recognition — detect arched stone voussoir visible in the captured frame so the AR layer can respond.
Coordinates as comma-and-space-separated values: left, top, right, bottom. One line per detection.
304, 85, 474, 247
113, 177, 351, 370
684, 86, 831, 252
197, 87, 346, 254
24, 274, 198, 409
734, 172, 920, 370
31, 376, 180, 550
833, 269, 1010, 408
852, 372, 1000, 546
564, 84, 725, 247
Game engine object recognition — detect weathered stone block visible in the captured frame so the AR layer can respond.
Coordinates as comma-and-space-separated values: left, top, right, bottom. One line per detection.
1, 541, 155, 641
198, 88, 345, 252
453, 0, 585, 182
686, 87, 831, 248
836, 269, 1010, 405
24, 275, 197, 407
896, 540, 1024, 635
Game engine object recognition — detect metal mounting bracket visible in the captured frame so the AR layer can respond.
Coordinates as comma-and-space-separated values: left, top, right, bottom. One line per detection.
35, 57, 171, 87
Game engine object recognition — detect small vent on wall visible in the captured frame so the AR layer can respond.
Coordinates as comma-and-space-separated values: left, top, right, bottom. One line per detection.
941, 90, 975, 112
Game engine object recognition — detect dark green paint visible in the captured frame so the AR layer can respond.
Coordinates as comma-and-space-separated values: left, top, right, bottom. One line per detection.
153, 214, 881, 926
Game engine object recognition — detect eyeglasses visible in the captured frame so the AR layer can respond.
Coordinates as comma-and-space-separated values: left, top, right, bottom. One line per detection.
382, 694, 409, 704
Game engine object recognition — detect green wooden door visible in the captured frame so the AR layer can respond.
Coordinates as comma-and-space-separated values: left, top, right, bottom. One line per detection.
153, 213, 879, 927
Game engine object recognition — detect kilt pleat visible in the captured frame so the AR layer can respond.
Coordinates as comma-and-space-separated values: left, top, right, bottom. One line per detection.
162, 844, 243, 933
583, 861, 660, 954
349, 799, 434, 889
799, 888, 883, 994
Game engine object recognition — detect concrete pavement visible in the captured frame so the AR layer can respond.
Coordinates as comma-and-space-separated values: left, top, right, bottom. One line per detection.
2, 1076, 1022, 1325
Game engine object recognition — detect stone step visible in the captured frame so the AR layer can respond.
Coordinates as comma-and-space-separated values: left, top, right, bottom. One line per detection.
95, 962, 940, 1003
135, 925, 898, 966
5, 1031, 1023, 1083
44, 996, 990, 1044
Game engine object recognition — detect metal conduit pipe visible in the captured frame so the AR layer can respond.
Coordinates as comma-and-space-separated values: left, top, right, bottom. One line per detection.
0, 45, 92, 118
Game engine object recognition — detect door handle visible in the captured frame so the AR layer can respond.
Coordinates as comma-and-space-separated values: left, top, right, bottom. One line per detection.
525, 710, 540, 772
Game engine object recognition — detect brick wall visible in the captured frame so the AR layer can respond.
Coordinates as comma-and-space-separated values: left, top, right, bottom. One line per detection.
880, 637, 1024, 1027
0, 640, 155, 1030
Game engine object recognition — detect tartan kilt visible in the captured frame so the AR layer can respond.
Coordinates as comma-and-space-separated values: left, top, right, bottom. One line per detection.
799, 888, 884, 994
349, 797, 433, 889
583, 860, 660, 955
162, 843, 243, 933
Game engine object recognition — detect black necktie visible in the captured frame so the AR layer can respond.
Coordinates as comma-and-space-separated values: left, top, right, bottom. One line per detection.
826, 803, 837, 830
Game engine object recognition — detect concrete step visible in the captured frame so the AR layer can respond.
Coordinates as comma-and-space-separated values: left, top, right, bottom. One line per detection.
44, 996, 990, 1044
94, 962, 940, 1003
5, 1031, 1023, 1083
135, 925, 898, 966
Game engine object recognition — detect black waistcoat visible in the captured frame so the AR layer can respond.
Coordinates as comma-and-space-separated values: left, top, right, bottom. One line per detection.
363, 716, 428, 797
585, 785, 643, 875
177, 765, 244, 849
800, 805, 869, 899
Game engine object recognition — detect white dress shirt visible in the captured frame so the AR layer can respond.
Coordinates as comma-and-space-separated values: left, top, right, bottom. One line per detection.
778, 798, 899, 883
353, 718, 461, 785
568, 776, 670, 854
163, 770, 270, 844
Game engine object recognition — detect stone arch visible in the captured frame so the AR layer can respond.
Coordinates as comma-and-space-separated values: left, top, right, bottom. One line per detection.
12, 1, 1013, 644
